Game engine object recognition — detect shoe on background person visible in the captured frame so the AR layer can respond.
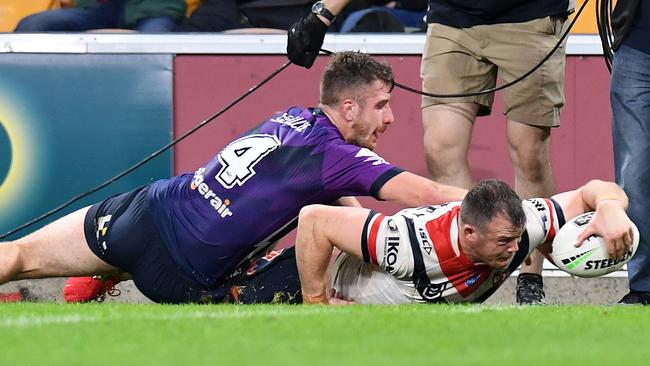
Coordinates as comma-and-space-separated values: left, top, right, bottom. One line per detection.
516, 273, 546, 305
618, 291, 650, 305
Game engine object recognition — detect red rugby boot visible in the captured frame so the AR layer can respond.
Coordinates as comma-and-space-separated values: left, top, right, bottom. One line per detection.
63, 276, 121, 303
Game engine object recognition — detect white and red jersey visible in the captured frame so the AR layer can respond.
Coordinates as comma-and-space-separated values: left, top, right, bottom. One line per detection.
331, 198, 566, 304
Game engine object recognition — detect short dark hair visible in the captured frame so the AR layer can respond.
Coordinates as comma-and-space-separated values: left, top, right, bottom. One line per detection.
460, 179, 526, 232
320, 51, 394, 107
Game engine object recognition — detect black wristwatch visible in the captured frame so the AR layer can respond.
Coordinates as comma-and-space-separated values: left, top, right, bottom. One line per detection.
312, 1, 336, 23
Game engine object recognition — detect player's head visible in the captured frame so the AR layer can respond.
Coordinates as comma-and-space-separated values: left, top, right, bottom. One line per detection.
320, 51, 395, 150
459, 180, 526, 269
320, 51, 394, 105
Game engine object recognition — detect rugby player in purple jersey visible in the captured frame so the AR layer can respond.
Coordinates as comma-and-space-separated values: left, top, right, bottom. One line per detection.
0, 51, 466, 304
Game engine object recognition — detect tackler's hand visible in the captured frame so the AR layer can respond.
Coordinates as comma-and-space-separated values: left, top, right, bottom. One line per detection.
287, 13, 328, 68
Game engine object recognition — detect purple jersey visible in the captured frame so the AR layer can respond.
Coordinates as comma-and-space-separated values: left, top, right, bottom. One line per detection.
148, 107, 403, 286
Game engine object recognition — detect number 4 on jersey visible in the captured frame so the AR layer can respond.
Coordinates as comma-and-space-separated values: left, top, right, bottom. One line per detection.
216, 134, 281, 189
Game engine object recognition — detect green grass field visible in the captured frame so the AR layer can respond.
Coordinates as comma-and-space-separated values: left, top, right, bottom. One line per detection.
1, 303, 648, 366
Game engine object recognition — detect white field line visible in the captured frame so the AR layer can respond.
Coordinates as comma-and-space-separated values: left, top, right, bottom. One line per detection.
428, 305, 528, 313
1, 314, 102, 327
0, 304, 555, 328
0, 307, 339, 328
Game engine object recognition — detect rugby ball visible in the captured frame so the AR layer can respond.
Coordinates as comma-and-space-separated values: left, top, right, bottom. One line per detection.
551, 212, 639, 277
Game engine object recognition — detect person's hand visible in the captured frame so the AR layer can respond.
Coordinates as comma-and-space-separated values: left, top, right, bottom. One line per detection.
302, 289, 355, 305
328, 289, 355, 305
575, 200, 635, 259
287, 13, 328, 68
328, 297, 355, 305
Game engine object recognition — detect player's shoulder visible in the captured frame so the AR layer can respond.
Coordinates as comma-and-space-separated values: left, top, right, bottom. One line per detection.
430, 201, 461, 216
521, 197, 565, 243
522, 198, 561, 220
263, 107, 316, 134
398, 201, 461, 220
265, 107, 345, 143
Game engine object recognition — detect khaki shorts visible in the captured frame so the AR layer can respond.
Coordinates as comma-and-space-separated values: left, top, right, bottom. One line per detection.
420, 16, 568, 127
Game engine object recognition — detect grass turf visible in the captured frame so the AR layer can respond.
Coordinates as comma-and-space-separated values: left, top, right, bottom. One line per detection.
0, 303, 648, 366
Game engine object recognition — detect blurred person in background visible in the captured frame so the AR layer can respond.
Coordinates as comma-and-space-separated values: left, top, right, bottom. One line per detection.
610, 0, 650, 305
338, 0, 427, 33
174, 0, 313, 32
14, 0, 186, 32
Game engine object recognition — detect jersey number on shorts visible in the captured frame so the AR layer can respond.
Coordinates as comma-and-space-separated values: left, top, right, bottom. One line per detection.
216, 134, 281, 188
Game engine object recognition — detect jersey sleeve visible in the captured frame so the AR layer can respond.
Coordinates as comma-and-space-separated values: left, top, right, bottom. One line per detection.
322, 144, 403, 199
361, 211, 416, 280
522, 198, 567, 252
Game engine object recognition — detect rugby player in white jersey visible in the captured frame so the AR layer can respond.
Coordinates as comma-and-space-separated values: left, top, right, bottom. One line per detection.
295, 179, 636, 304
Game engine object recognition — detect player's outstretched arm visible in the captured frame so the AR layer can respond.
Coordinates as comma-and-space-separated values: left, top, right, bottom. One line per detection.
378, 172, 467, 207
295, 204, 370, 304
552, 179, 634, 259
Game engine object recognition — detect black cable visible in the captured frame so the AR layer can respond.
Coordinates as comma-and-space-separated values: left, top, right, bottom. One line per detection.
366, 0, 591, 98
0, 60, 292, 240
596, 0, 614, 72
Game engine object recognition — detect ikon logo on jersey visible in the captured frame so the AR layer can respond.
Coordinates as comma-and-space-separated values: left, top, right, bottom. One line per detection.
384, 236, 400, 274
191, 168, 233, 218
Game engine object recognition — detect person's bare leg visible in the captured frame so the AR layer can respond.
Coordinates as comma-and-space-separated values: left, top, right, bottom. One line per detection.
0, 206, 120, 284
508, 120, 555, 304
295, 205, 371, 304
422, 103, 479, 189
507, 121, 554, 200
